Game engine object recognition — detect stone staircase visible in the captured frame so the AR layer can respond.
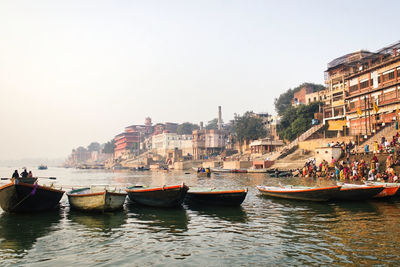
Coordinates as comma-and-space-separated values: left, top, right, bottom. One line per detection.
267, 123, 325, 160
358, 123, 398, 152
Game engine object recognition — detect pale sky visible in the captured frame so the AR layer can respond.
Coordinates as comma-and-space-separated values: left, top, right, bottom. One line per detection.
0, 0, 398, 160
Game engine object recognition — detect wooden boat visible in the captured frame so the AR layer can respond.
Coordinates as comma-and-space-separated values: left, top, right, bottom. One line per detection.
38, 165, 48, 170
126, 183, 189, 207
0, 180, 64, 212
197, 172, 211, 177
193, 167, 211, 177
210, 168, 231, 173
247, 168, 268, 173
185, 188, 247, 206
332, 183, 385, 201
257, 185, 341, 201
67, 186, 127, 212
231, 169, 248, 173
366, 182, 400, 198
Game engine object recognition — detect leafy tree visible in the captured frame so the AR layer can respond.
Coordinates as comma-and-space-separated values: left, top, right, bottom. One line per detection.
274, 82, 325, 115
102, 140, 115, 154
205, 118, 220, 130
234, 111, 267, 143
277, 102, 320, 141
87, 142, 101, 152
177, 122, 199, 135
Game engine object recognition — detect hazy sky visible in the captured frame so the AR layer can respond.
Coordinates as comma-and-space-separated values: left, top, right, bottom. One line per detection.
0, 0, 398, 160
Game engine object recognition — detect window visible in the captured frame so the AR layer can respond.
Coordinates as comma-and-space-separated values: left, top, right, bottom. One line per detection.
359, 79, 369, 90
349, 84, 358, 93
382, 69, 395, 83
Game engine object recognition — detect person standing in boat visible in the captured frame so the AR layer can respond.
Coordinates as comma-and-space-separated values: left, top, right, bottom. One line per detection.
21, 169, 28, 178
27, 171, 33, 178
12, 170, 19, 179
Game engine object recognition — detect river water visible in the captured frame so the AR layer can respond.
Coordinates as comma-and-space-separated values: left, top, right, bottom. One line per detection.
1, 166, 400, 266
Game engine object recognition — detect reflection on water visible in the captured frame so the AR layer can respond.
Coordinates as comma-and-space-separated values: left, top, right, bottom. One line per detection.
0, 209, 62, 259
186, 204, 248, 223
67, 209, 127, 233
126, 203, 189, 233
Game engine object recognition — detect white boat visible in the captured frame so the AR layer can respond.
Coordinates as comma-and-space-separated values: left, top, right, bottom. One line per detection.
67, 185, 127, 212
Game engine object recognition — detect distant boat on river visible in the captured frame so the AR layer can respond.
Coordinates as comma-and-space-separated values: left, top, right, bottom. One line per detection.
67, 186, 127, 212
126, 184, 189, 207
38, 165, 48, 170
0, 179, 64, 212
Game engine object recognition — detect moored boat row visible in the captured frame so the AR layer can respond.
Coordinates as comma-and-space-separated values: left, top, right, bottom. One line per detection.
2, 176, 400, 214
256, 182, 400, 202
0, 179, 248, 213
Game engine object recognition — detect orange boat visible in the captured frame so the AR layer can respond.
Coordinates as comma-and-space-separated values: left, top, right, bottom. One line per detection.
257, 185, 341, 202
371, 183, 400, 198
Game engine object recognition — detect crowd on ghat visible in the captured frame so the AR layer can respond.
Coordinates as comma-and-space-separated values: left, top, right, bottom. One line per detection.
298, 132, 400, 183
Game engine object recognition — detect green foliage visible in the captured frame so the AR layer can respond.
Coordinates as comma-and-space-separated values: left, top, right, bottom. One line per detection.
274, 82, 325, 115
205, 118, 222, 130
277, 102, 320, 141
102, 140, 115, 154
87, 142, 101, 152
177, 122, 199, 135
234, 111, 267, 142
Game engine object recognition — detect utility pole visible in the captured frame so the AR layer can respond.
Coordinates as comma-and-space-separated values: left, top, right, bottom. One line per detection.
364, 97, 368, 137
367, 96, 372, 135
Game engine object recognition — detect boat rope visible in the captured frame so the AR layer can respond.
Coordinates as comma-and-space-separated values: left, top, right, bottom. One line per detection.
10, 183, 38, 211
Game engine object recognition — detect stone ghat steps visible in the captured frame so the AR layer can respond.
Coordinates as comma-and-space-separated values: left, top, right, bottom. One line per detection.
359, 124, 398, 151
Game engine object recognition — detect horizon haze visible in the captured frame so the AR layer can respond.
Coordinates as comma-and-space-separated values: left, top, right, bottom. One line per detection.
0, 0, 399, 160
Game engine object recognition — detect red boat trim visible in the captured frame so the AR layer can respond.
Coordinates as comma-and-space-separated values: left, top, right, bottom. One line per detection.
340, 185, 383, 191
189, 189, 247, 195
0, 182, 64, 193
258, 185, 341, 193
126, 184, 186, 193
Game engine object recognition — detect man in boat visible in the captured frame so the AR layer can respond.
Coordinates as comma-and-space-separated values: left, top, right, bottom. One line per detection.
12, 170, 19, 179
21, 169, 28, 178
27, 171, 33, 178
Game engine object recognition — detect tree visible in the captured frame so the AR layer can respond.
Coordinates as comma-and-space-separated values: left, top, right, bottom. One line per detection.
277, 102, 320, 141
87, 142, 101, 152
234, 111, 267, 143
274, 82, 325, 115
102, 140, 115, 154
206, 118, 222, 130
177, 122, 199, 135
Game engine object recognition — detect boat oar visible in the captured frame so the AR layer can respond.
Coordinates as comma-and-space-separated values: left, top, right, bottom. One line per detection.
35, 177, 57, 180
1, 177, 56, 180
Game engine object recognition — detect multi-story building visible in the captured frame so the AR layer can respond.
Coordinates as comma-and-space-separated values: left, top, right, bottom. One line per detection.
344, 41, 400, 136
114, 127, 140, 158
292, 86, 314, 106
153, 122, 178, 135
151, 132, 193, 157
192, 129, 226, 160
322, 49, 386, 136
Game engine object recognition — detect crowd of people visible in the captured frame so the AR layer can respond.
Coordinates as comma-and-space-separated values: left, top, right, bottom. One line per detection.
12, 169, 33, 179
298, 132, 400, 183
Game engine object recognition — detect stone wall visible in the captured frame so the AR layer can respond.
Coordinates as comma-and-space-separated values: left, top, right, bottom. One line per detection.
298, 136, 355, 151
223, 161, 253, 169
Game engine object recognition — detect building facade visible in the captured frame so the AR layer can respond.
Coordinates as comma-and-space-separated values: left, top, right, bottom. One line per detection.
323, 50, 376, 135
345, 42, 400, 136
151, 132, 193, 157
192, 129, 226, 160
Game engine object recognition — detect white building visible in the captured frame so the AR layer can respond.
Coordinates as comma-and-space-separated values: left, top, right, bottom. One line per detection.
152, 133, 193, 157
